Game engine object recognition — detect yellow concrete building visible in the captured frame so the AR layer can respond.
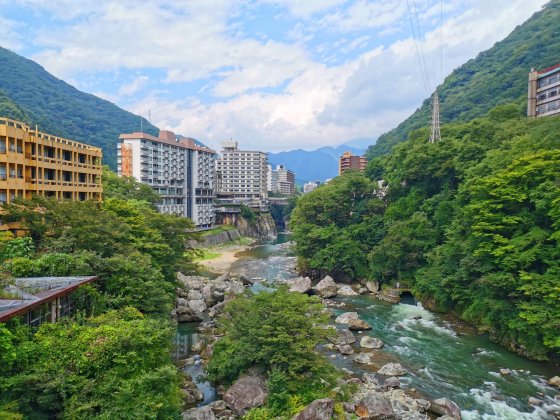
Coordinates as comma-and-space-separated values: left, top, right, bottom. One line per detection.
0, 117, 102, 206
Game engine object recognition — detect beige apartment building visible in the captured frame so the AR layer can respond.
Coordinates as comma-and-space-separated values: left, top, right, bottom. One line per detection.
215, 141, 268, 209
0, 117, 102, 206
528, 64, 560, 118
339, 151, 367, 175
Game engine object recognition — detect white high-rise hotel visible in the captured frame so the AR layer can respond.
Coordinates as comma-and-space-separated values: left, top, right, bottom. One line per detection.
215, 141, 268, 208
117, 130, 216, 228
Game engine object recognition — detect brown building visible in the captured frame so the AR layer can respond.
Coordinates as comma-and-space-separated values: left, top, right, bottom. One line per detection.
528, 64, 560, 118
339, 151, 367, 175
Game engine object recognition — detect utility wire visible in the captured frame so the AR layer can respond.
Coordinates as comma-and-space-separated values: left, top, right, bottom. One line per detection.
411, 0, 432, 91
406, 0, 430, 94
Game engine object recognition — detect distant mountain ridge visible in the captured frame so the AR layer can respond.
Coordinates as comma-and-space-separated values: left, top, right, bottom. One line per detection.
268, 145, 364, 184
0, 47, 158, 168
367, 0, 560, 159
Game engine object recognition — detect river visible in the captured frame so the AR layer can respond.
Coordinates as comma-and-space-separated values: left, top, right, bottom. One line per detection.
175, 234, 560, 419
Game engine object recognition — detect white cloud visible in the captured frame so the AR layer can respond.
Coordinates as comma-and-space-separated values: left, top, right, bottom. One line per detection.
118, 75, 149, 96
0, 17, 24, 51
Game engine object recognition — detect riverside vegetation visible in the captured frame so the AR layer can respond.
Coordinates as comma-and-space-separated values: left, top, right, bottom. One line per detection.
292, 105, 560, 361
0, 169, 197, 418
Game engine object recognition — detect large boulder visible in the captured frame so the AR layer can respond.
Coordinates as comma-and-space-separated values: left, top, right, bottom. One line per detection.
293, 398, 334, 420
313, 276, 338, 298
336, 344, 354, 355
223, 375, 268, 416
337, 285, 359, 296
363, 281, 379, 293
355, 392, 394, 418
348, 319, 372, 331
181, 381, 204, 404
188, 299, 207, 314
225, 281, 245, 296
353, 353, 371, 364
335, 312, 359, 324
188, 290, 203, 301
328, 329, 357, 346
548, 376, 560, 387
182, 406, 215, 420
378, 363, 407, 376
287, 277, 312, 294
360, 336, 384, 349
176, 307, 203, 322
429, 398, 462, 419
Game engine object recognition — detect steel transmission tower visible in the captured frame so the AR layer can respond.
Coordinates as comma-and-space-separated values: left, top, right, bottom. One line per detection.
429, 91, 441, 143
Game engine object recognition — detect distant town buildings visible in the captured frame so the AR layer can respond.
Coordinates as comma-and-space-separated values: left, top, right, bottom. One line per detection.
339, 151, 367, 175
528, 63, 560, 118
118, 130, 216, 228
303, 181, 321, 194
215, 141, 268, 209
267, 164, 296, 196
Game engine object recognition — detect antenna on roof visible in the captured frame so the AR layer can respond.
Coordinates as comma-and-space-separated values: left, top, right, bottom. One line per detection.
140, 115, 143, 133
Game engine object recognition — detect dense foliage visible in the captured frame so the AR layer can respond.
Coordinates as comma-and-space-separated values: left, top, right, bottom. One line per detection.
366, 0, 560, 159
0, 171, 198, 418
292, 108, 560, 360
207, 287, 338, 417
0, 47, 158, 169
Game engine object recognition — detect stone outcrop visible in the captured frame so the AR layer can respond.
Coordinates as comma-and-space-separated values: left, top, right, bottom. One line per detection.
353, 353, 371, 364
378, 363, 407, 376
355, 392, 394, 418
363, 281, 379, 293
335, 312, 359, 324
223, 375, 268, 416
328, 329, 356, 346
182, 406, 216, 420
336, 344, 354, 355
313, 276, 338, 298
181, 374, 204, 405
337, 285, 359, 296
378, 288, 401, 304
287, 277, 312, 294
293, 398, 334, 420
360, 336, 384, 349
548, 376, 560, 387
348, 319, 372, 331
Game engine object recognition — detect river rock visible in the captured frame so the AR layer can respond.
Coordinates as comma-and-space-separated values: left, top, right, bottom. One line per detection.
176, 306, 203, 322
188, 299, 207, 314
293, 398, 334, 420
362, 373, 379, 385
188, 290, 203, 301
337, 285, 359, 296
323, 308, 335, 318
208, 400, 228, 414
348, 319, 372, 331
343, 402, 356, 413
287, 277, 312, 294
378, 363, 407, 376
364, 281, 379, 293
360, 336, 384, 349
225, 281, 245, 296
335, 312, 359, 324
182, 406, 215, 420
548, 376, 560, 387
223, 375, 268, 416
384, 376, 400, 388
499, 368, 511, 375
429, 398, 462, 419
336, 344, 354, 355
528, 397, 542, 406
358, 287, 369, 295
354, 353, 371, 364
313, 276, 338, 298
355, 392, 394, 418
329, 329, 357, 346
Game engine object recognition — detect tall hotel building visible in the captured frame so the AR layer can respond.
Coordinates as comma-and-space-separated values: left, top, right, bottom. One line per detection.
0, 117, 102, 206
528, 64, 560, 118
118, 130, 216, 228
215, 141, 268, 209
339, 151, 367, 175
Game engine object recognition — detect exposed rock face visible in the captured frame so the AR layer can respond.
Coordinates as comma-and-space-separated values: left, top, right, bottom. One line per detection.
360, 336, 384, 349
384, 377, 400, 388
353, 353, 371, 364
287, 277, 312, 294
548, 376, 560, 387
223, 375, 268, 416
293, 398, 334, 420
363, 281, 379, 293
337, 285, 359, 296
429, 398, 462, 419
348, 319, 372, 331
355, 392, 394, 418
378, 288, 401, 304
335, 312, 359, 324
182, 406, 216, 420
328, 329, 357, 346
378, 363, 407, 376
313, 276, 338, 298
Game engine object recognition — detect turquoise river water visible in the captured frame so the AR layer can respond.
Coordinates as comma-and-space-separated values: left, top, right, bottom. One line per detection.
175, 234, 560, 419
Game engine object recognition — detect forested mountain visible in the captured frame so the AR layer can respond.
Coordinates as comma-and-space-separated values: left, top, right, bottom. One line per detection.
366, 0, 560, 159
0, 47, 158, 168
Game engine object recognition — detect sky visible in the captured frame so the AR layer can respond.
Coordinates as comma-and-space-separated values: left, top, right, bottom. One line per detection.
0, 0, 549, 152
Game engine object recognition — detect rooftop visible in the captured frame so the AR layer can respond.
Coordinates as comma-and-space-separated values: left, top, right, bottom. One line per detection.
0, 276, 98, 322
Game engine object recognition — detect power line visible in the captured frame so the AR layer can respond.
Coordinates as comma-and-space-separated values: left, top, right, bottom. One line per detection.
411, 0, 432, 91
406, 0, 430, 94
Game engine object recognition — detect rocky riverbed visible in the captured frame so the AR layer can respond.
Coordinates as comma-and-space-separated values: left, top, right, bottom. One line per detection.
175, 238, 560, 420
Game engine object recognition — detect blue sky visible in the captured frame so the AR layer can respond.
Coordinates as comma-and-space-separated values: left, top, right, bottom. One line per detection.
0, 0, 548, 152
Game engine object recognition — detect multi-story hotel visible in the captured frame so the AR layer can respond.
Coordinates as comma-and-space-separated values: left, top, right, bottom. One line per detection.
215, 141, 268, 209
339, 151, 367, 175
117, 130, 216, 228
0, 117, 102, 207
303, 181, 321, 194
528, 64, 560, 118
268, 164, 296, 196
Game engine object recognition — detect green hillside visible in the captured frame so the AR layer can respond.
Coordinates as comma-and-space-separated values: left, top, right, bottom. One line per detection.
366, 0, 560, 159
0, 47, 158, 168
